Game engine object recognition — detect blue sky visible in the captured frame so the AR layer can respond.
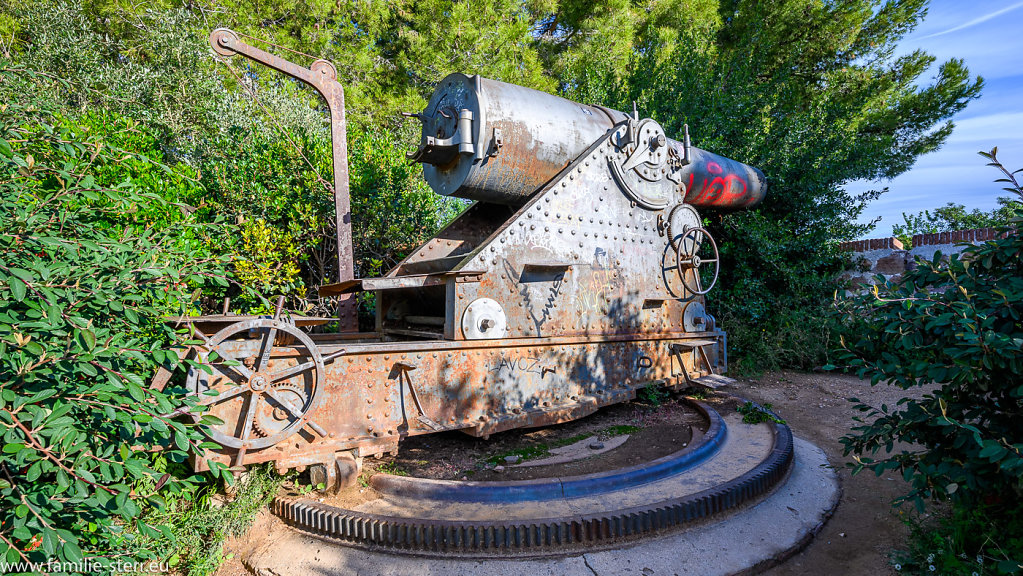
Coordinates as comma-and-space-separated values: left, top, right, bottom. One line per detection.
849, 0, 1023, 238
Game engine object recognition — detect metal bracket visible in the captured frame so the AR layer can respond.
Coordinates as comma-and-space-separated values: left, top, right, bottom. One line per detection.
395, 363, 443, 431
407, 109, 475, 164
697, 344, 716, 376
682, 124, 692, 166
669, 343, 695, 387
489, 127, 503, 157
670, 340, 719, 388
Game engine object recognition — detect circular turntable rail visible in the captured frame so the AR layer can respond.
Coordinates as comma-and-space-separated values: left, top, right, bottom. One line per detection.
271, 399, 794, 557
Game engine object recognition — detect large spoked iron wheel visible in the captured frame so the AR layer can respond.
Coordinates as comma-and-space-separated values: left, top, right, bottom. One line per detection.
185, 316, 336, 465
674, 226, 720, 296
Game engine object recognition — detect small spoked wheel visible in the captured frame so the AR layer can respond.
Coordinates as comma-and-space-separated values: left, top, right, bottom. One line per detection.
186, 317, 332, 464
675, 226, 720, 295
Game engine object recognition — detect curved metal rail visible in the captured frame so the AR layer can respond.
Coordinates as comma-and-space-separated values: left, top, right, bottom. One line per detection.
271, 401, 794, 557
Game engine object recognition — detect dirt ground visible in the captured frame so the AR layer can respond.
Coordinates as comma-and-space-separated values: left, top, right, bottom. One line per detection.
732, 370, 926, 576
290, 397, 707, 509
218, 370, 923, 575
364, 397, 705, 483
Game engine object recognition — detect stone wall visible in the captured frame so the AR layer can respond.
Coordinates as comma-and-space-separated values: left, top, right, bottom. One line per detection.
837, 237, 906, 289
837, 227, 1005, 290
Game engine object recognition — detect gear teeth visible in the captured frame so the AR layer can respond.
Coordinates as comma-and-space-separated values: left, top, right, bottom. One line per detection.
270, 419, 795, 557
252, 381, 309, 437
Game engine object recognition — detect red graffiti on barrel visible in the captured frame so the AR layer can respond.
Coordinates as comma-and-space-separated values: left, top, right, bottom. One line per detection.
679, 147, 766, 210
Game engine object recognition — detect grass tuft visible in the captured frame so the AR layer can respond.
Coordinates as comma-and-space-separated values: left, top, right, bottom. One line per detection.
126, 465, 284, 576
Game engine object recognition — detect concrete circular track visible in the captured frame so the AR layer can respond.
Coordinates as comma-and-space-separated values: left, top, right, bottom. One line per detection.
270, 398, 802, 558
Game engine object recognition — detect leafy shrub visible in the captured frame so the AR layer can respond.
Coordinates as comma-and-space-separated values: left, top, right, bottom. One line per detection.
3, 1, 455, 311
638, 383, 670, 406
736, 401, 785, 425
0, 4, 459, 572
893, 198, 1023, 249
347, 127, 464, 279
233, 218, 303, 296
893, 505, 1023, 575
193, 123, 459, 315
834, 149, 1023, 510
720, 305, 834, 375
0, 70, 230, 568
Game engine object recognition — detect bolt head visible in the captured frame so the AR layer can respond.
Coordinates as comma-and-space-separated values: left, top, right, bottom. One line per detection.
249, 375, 268, 391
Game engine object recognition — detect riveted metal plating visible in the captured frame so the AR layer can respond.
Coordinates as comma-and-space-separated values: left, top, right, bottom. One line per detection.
188, 31, 769, 500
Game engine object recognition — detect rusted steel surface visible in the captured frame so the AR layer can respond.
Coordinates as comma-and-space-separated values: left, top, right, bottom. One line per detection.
185, 31, 767, 476
192, 330, 724, 471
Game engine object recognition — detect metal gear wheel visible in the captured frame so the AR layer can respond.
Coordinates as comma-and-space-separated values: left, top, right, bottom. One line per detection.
252, 381, 309, 438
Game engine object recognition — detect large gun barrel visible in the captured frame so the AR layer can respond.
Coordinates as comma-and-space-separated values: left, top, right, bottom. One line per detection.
408, 73, 766, 210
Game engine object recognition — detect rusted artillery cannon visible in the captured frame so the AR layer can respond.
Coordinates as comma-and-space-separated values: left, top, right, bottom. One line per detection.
166, 29, 766, 490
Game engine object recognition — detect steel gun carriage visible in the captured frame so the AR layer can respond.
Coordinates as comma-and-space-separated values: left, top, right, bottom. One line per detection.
164, 29, 767, 490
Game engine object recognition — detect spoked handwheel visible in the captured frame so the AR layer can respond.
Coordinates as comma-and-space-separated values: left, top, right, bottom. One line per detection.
185, 316, 341, 466
675, 226, 720, 295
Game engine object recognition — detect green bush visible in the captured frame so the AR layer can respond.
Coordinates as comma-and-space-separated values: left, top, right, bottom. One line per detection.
0, 70, 231, 569
0, 4, 460, 571
893, 505, 1023, 575
2, 1, 454, 311
125, 465, 284, 576
192, 123, 459, 314
834, 149, 1023, 510
893, 198, 1023, 249
736, 401, 785, 425
720, 305, 833, 375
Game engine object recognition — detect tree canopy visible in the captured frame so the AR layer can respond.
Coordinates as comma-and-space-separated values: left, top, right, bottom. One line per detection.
557, 0, 982, 368
6, 0, 977, 369
893, 197, 1023, 248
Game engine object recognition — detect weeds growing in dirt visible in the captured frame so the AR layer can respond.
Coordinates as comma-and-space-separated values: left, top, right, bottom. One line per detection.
126, 465, 284, 576
684, 387, 710, 400
639, 383, 670, 406
892, 505, 1023, 575
377, 462, 410, 476
737, 401, 786, 425
481, 424, 641, 468
599, 425, 641, 438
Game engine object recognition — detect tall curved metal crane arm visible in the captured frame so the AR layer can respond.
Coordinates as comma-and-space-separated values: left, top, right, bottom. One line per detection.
209, 28, 357, 331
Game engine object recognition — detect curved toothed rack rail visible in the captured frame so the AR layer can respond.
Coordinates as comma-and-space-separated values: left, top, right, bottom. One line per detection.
270, 399, 794, 557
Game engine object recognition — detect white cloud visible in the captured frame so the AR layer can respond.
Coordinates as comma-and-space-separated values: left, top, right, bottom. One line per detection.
954, 116, 1021, 142
847, 1, 1023, 237
916, 1, 1023, 39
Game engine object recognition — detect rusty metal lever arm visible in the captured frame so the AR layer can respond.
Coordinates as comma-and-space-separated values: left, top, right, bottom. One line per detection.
209, 28, 357, 331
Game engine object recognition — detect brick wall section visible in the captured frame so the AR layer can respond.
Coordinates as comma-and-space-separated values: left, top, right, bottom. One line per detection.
837, 237, 904, 252
911, 227, 1002, 247
837, 227, 1011, 291
836, 236, 907, 290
